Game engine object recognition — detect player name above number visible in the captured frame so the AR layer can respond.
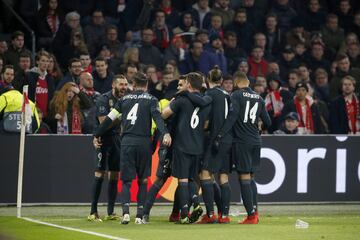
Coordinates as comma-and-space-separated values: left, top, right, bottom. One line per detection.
123, 94, 152, 100
243, 92, 260, 99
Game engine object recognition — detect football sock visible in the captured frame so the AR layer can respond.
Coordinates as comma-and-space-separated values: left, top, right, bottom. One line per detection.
172, 186, 180, 214
220, 182, 231, 217
178, 182, 189, 219
122, 181, 132, 215
189, 180, 200, 208
239, 179, 254, 216
200, 179, 214, 216
136, 181, 147, 218
213, 181, 222, 213
143, 181, 162, 215
107, 179, 118, 215
90, 177, 103, 214
251, 177, 258, 212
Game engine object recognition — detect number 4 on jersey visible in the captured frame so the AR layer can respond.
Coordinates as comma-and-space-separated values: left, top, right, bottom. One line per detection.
127, 103, 139, 125
243, 101, 258, 124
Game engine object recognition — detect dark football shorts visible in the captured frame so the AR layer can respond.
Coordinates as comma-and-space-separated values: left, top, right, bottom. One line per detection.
232, 142, 260, 174
172, 147, 200, 179
202, 142, 232, 174
156, 144, 173, 178
94, 135, 121, 172
120, 142, 152, 181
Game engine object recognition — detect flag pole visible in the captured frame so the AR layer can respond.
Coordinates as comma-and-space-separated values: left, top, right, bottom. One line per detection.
17, 85, 28, 218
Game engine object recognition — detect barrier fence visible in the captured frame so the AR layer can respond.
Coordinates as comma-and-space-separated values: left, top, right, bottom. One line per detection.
1, 135, 359, 204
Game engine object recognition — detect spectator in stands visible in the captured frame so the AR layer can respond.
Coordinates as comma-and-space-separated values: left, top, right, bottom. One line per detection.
121, 47, 145, 73
53, 11, 81, 65
151, 9, 173, 53
36, 0, 64, 51
221, 74, 233, 93
337, 0, 354, 33
123, 64, 138, 89
298, 64, 312, 83
314, 68, 331, 103
349, 11, 360, 39
339, 32, 359, 55
79, 52, 92, 74
101, 25, 124, 60
330, 53, 360, 98
199, 33, 227, 75
278, 45, 299, 81
84, 10, 108, 57
253, 32, 274, 60
321, 14, 345, 55
207, 14, 224, 39
211, 0, 234, 27
57, 58, 82, 89
0, 40, 8, 57
0, 65, 15, 94
150, 69, 176, 100
247, 45, 268, 79
302, 0, 326, 32
236, 58, 256, 85
58, 29, 88, 70
268, 61, 281, 75
264, 72, 293, 133
93, 57, 114, 94
47, 53, 63, 88
253, 82, 266, 95
294, 42, 308, 63
173, 11, 198, 40
35, 107, 52, 134
13, 52, 31, 91
287, 69, 301, 95
25, 50, 55, 120
164, 35, 187, 65
225, 8, 254, 54
158, 0, 179, 28
164, 60, 180, 80
223, 31, 247, 73
306, 41, 332, 74
270, 0, 297, 33
330, 76, 360, 134
347, 42, 360, 68
49, 82, 92, 134
97, 44, 121, 75
255, 76, 267, 95
195, 29, 209, 45
145, 64, 159, 87
3, 31, 32, 72
79, 71, 100, 134
273, 112, 300, 134
286, 17, 311, 49
241, 0, 264, 29
262, 13, 282, 60
179, 40, 204, 74
281, 81, 324, 134
191, 0, 212, 29
139, 28, 163, 70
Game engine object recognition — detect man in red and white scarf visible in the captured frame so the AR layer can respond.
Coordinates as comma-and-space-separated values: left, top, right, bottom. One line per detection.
293, 82, 315, 134
342, 76, 360, 134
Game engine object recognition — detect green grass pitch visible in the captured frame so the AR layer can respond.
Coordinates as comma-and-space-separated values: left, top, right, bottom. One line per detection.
0, 205, 359, 240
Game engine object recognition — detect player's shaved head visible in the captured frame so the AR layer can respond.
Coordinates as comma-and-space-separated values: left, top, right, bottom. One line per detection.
186, 72, 203, 91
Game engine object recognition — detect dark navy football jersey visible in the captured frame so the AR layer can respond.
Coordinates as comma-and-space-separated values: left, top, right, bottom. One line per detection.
113, 90, 167, 144
170, 92, 211, 155
94, 90, 120, 136
205, 87, 232, 143
219, 87, 271, 145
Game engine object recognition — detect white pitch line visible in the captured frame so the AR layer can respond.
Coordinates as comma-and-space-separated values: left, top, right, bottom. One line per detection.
21, 217, 129, 240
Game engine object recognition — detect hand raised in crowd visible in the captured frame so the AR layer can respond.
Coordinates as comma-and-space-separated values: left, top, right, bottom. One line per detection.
71, 85, 80, 94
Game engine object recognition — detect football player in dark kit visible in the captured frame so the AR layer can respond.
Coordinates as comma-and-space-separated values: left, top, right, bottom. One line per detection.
88, 75, 129, 222
93, 72, 171, 224
215, 72, 271, 224
198, 67, 233, 224
161, 72, 211, 224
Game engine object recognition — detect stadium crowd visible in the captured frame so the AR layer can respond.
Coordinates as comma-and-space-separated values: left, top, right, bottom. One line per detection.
1, 0, 360, 135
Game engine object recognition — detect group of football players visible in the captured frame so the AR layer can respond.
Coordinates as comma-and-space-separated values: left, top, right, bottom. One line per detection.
88, 67, 271, 225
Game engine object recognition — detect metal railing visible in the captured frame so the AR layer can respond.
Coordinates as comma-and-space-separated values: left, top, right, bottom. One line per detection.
1, 0, 36, 63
